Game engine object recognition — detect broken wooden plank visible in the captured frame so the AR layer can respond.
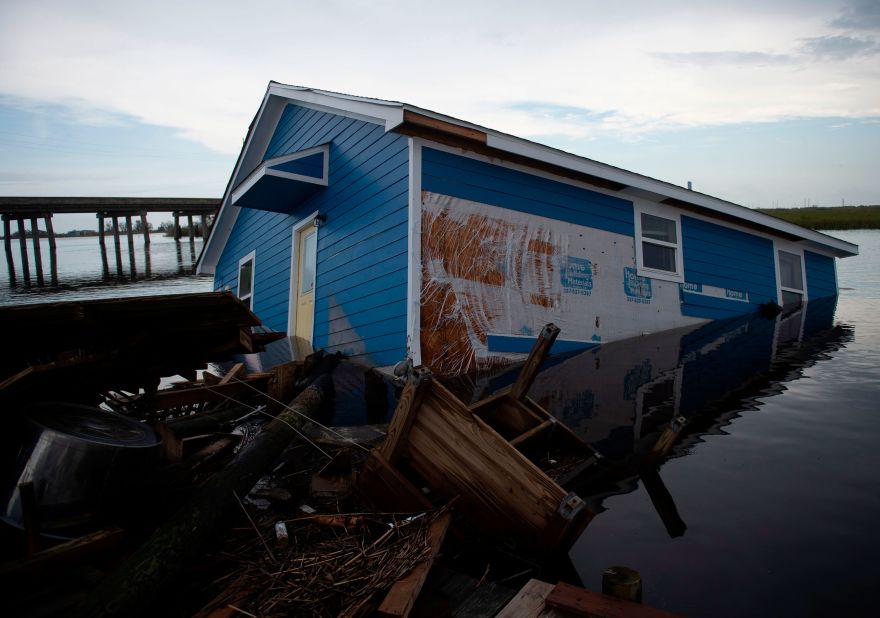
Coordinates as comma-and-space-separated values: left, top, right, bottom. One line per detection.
377, 511, 452, 618
510, 323, 560, 401
217, 362, 246, 385
545, 581, 684, 618
381, 367, 432, 465
0, 527, 124, 579
495, 579, 556, 618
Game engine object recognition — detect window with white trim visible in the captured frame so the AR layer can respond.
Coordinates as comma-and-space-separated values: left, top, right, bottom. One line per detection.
635, 208, 683, 282
777, 249, 804, 308
237, 251, 255, 310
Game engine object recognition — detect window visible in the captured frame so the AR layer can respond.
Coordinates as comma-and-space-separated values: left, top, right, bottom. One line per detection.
300, 230, 317, 294
777, 249, 804, 308
237, 251, 255, 310
635, 209, 683, 281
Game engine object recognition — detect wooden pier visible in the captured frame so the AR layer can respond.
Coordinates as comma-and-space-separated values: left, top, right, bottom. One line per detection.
1, 197, 219, 284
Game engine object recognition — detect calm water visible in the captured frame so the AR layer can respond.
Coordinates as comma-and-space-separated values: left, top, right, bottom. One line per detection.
0, 233, 212, 306
553, 229, 880, 617
3, 226, 879, 616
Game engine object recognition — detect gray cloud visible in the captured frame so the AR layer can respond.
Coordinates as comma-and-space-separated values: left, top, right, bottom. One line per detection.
801, 34, 880, 59
653, 51, 792, 67
831, 0, 880, 31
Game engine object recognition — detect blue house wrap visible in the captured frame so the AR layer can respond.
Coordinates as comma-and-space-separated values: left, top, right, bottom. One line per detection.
198, 83, 858, 374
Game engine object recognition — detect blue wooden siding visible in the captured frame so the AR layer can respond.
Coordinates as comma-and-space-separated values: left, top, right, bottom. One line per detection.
421, 148, 634, 236
680, 216, 777, 319
804, 250, 837, 300
214, 103, 409, 366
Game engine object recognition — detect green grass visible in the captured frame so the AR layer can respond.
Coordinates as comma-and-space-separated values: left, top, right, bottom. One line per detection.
757, 205, 880, 230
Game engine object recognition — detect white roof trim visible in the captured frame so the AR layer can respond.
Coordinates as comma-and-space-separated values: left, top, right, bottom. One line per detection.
199, 82, 857, 276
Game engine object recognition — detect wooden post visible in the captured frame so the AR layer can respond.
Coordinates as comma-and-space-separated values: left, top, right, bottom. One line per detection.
98, 213, 109, 277
200, 214, 208, 240
29, 217, 44, 285
125, 214, 136, 276
140, 211, 150, 246
173, 212, 181, 241
112, 216, 123, 275
510, 323, 561, 401
602, 566, 642, 603
44, 214, 57, 283
647, 416, 688, 462
187, 214, 194, 243
3, 216, 15, 284
16, 218, 30, 285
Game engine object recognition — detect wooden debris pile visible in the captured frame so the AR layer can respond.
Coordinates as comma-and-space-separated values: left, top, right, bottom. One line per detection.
199, 507, 451, 618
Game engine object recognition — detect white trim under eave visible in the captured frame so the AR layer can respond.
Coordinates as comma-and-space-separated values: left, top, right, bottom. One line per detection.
230, 144, 330, 206
406, 138, 423, 366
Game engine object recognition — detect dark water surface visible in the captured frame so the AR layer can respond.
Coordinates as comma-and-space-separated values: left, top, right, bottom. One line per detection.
3, 227, 878, 616
555, 229, 880, 617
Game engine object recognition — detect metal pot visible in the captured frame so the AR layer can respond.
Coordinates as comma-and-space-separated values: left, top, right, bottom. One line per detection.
1, 402, 161, 535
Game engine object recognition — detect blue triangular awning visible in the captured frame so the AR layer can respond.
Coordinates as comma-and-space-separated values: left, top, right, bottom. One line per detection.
231, 144, 329, 213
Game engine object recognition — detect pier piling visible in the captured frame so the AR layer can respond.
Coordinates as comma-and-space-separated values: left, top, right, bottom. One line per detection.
112, 216, 123, 276
45, 214, 57, 283
140, 211, 150, 246
3, 216, 15, 284
16, 218, 30, 285
30, 217, 44, 285
173, 213, 181, 241
187, 214, 195, 243
125, 215, 136, 276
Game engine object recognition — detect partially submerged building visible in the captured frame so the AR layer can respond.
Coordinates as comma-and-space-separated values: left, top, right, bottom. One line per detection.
197, 83, 858, 375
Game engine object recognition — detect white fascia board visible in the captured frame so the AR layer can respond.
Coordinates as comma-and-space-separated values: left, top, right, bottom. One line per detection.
485, 133, 858, 258
267, 83, 405, 131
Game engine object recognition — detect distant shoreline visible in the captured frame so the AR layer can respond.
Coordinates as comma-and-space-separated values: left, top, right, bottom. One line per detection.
757, 205, 880, 230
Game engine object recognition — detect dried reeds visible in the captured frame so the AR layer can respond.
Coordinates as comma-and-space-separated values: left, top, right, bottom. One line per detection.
202, 508, 446, 617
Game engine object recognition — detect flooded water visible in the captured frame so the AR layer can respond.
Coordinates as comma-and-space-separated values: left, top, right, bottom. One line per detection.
3, 223, 878, 616
544, 229, 880, 617
0, 233, 212, 306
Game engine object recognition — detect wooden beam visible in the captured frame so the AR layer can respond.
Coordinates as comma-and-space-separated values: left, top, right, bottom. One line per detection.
403, 110, 487, 143
149, 379, 268, 411
377, 511, 452, 618
0, 527, 124, 580
510, 323, 560, 401
380, 367, 432, 465
496, 579, 555, 618
218, 361, 247, 385
545, 581, 684, 618
510, 419, 554, 448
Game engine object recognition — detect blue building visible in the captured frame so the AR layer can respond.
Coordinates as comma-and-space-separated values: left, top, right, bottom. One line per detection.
198, 83, 858, 375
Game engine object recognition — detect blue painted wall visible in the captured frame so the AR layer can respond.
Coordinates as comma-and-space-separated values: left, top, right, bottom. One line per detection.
421, 148, 634, 236
804, 250, 837, 300
214, 103, 409, 366
680, 216, 778, 319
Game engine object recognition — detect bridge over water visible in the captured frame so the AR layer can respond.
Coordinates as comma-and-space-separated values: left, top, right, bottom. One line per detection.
0, 197, 219, 285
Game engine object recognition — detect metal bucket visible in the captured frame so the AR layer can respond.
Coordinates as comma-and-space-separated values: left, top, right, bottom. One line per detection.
0, 402, 161, 535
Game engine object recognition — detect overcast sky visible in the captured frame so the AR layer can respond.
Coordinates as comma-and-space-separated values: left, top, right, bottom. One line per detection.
1, 0, 878, 231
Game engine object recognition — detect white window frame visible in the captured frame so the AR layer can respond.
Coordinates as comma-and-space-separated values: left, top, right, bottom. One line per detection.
633, 202, 684, 283
237, 250, 256, 309
773, 241, 808, 306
